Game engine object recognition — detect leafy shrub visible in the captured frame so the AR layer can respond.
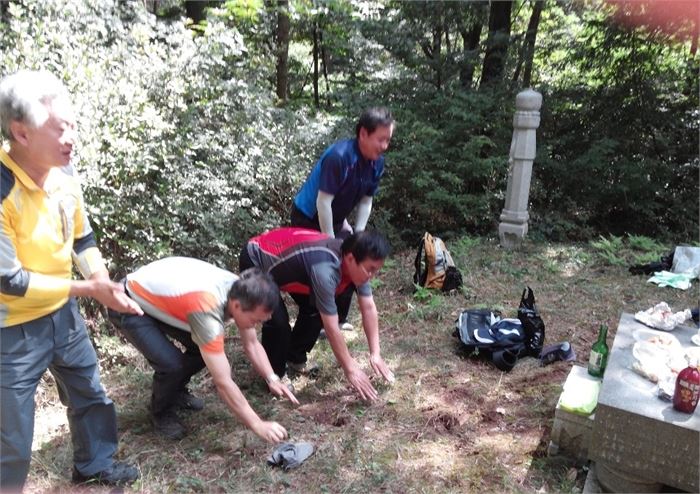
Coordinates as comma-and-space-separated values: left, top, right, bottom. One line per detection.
534, 10, 699, 243
0, 0, 324, 277
375, 86, 513, 243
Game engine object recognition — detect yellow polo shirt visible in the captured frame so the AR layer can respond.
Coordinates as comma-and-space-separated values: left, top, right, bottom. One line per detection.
0, 149, 105, 326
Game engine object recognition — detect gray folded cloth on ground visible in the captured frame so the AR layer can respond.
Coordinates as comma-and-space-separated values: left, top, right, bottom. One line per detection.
267, 442, 315, 470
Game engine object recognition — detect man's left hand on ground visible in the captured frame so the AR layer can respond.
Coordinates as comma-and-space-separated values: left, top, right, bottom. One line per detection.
344, 364, 378, 402
268, 381, 299, 405
369, 353, 395, 384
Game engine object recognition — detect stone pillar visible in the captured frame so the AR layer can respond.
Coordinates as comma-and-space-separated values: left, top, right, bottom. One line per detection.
498, 89, 542, 249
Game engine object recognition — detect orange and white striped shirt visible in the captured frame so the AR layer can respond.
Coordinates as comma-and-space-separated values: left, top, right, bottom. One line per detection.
126, 257, 237, 354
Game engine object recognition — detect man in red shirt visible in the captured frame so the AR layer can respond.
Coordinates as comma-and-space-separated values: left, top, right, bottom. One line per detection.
240, 228, 394, 401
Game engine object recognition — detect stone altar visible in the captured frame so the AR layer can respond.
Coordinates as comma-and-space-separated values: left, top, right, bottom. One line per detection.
588, 312, 699, 493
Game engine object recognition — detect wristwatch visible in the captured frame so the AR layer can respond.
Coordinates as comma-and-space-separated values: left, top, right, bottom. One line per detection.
265, 372, 280, 384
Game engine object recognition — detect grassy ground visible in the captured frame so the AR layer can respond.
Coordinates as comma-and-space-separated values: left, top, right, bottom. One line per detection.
23, 235, 698, 493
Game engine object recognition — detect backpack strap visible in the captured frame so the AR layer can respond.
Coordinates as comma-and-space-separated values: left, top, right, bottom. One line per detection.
413, 233, 428, 286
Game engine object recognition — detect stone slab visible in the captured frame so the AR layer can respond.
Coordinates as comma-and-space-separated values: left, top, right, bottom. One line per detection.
588, 313, 699, 492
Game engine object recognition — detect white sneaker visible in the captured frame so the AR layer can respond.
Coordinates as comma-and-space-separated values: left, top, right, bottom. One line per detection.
340, 322, 354, 331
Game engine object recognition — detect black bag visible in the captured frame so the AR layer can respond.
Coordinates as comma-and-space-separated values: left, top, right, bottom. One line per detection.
629, 249, 674, 275
454, 287, 546, 371
454, 309, 527, 372
518, 286, 545, 357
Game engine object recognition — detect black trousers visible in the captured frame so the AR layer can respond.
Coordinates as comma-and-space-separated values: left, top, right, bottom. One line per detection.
240, 245, 353, 377
108, 309, 205, 416
289, 204, 354, 324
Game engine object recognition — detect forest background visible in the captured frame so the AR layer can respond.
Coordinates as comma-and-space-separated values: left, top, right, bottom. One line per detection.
1, 0, 697, 278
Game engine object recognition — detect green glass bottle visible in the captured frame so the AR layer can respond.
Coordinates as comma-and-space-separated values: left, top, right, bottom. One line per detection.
588, 324, 609, 377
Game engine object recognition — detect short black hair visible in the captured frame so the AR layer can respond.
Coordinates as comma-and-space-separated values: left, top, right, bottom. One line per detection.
227, 267, 279, 312
341, 230, 390, 263
355, 107, 394, 138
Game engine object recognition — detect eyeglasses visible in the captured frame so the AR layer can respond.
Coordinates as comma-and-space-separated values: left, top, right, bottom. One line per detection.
358, 262, 381, 278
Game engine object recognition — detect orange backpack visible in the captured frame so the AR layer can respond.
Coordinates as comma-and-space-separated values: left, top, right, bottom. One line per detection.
413, 232, 463, 291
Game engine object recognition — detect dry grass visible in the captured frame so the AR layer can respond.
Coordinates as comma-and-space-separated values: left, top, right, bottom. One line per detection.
24, 236, 698, 493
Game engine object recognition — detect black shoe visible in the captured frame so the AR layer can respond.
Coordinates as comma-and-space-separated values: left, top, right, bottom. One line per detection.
72, 461, 139, 486
177, 390, 204, 411
287, 360, 320, 378
151, 411, 186, 440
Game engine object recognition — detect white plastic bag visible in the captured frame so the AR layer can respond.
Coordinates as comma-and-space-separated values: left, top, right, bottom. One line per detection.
634, 302, 692, 331
672, 246, 700, 278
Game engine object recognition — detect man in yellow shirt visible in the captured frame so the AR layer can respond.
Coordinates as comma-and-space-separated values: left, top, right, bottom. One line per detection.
0, 70, 143, 490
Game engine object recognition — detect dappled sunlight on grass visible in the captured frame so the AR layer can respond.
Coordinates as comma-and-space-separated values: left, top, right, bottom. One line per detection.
394, 438, 465, 487
25, 238, 698, 492
542, 245, 591, 278
31, 384, 68, 454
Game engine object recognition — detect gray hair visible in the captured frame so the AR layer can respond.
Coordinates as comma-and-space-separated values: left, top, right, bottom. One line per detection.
228, 267, 280, 313
0, 70, 71, 141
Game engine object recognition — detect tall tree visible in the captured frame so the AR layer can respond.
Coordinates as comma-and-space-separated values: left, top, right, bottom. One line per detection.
419, 1, 444, 89
522, 0, 544, 87
367, 1, 484, 91
459, 22, 482, 89
312, 21, 320, 107
185, 1, 209, 24
512, 0, 544, 88
480, 0, 513, 88
275, 0, 290, 102
456, 1, 488, 89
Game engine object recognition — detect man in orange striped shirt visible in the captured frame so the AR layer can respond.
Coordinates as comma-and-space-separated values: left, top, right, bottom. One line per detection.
108, 257, 297, 441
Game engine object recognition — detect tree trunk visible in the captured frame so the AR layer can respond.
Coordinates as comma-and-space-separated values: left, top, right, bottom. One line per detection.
511, 34, 525, 88
0, 0, 13, 22
320, 31, 332, 107
460, 22, 482, 88
433, 24, 443, 90
312, 23, 319, 108
142, 0, 159, 14
522, 0, 544, 87
185, 1, 208, 24
419, 4, 444, 90
275, 0, 290, 103
480, 0, 513, 88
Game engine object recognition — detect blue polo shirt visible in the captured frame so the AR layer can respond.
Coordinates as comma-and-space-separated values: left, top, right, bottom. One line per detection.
293, 138, 384, 224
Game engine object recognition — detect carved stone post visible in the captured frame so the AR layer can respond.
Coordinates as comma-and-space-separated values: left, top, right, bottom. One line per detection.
498, 89, 542, 249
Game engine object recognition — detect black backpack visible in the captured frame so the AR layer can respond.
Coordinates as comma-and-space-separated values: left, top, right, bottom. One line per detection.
453, 287, 545, 372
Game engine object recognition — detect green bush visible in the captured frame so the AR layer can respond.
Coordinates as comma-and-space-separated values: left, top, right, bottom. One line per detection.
0, 0, 324, 276
376, 86, 513, 243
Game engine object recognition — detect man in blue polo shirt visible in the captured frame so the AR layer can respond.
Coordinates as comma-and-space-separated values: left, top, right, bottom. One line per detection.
291, 107, 394, 238
291, 107, 394, 331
